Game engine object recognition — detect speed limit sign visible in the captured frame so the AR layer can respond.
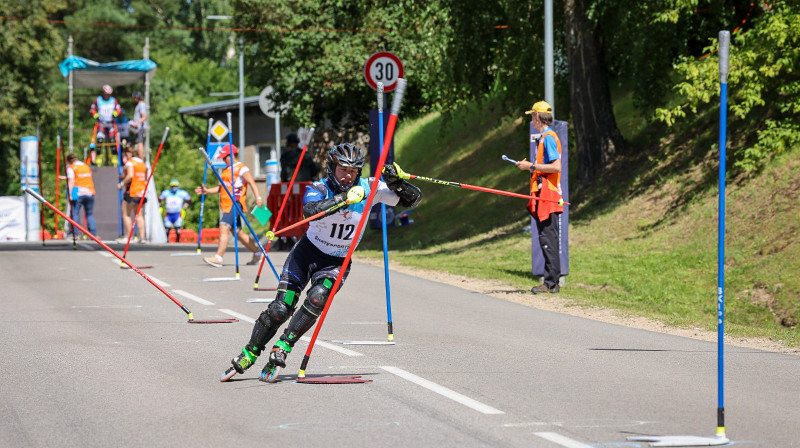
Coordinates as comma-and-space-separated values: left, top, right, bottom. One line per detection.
364, 51, 404, 92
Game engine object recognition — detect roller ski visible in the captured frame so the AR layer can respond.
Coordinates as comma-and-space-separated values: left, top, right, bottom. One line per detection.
220, 346, 258, 382
259, 345, 289, 383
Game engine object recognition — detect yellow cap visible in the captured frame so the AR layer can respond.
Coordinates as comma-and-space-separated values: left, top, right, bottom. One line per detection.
525, 101, 552, 115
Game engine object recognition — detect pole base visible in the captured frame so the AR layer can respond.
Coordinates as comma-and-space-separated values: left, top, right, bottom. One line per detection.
627, 435, 730, 447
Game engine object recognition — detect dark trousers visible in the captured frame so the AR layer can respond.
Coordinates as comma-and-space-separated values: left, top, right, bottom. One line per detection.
535, 213, 561, 289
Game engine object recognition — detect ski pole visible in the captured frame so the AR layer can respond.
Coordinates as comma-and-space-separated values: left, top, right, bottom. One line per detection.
197, 147, 279, 281
261, 197, 350, 241
121, 127, 170, 262
59, 127, 77, 249
22, 187, 203, 321
253, 127, 315, 290
197, 119, 213, 254
393, 165, 568, 206
298, 78, 408, 379
501, 155, 518, 164
378, 82, 394, 342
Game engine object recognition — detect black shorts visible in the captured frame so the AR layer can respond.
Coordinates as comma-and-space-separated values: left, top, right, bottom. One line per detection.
123, 192, 146, 205
278, 236, 350, 293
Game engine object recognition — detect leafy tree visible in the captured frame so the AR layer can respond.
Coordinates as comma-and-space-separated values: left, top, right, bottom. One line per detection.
0, 1, 66, 196
655, 1, 800, 171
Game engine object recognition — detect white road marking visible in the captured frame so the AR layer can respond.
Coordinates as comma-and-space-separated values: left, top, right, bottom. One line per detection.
146, 275, 170, 287
218, 309, 255, 324
379, 366, 504, 415
534, 432, 593, 448
173, 289, 215, 306
302, 337, 363, 357
72, 305, 143, 309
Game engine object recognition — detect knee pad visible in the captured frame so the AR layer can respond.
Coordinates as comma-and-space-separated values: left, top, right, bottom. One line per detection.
304, 278, 334, 316
267, 289, 299, 323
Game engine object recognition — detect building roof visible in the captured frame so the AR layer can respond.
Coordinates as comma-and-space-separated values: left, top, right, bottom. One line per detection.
177, 96, 261, 117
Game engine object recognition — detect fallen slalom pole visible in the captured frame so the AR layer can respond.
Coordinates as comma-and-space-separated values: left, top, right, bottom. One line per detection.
197, 145, 280, 282
120, 127, 170, 269
253, 127, 315, 291
22, 187, 236, 324
391, 163, 568, 206
297, 78, 408, 379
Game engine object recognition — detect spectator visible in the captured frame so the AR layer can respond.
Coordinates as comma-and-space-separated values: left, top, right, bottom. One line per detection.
515, 101, 563, 294
279, 133, 318, 182
129, 92, 148, 158
159, 179, 191, 243
117, 145, 147, 243
66, 153, 96, 237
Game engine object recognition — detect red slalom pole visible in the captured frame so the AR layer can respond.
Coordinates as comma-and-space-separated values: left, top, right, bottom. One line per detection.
297, 79, 407, 379
54, 130, 62, 233
253, 128, 315, 290
121, 127, 170, 262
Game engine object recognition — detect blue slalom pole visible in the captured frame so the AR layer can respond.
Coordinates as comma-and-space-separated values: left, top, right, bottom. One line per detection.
377, 83, 394, 342
197, 119, 213, 254
226, 113, 240, 279
198, 147, 280, 281
716, 30, 730, 441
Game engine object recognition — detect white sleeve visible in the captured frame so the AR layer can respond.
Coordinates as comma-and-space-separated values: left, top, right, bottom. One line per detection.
66, 167, 75, 180
368, 178, 400, 207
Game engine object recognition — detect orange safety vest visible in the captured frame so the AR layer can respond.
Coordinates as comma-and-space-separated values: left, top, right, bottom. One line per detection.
69, 162, 96, 196
127, 157, 147, 198
527, 130, 564, 221
219, 162, 248, 213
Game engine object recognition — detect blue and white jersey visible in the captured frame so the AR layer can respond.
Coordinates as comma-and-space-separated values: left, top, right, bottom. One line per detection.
159, 189, 191, 213
304, 178, 399, 257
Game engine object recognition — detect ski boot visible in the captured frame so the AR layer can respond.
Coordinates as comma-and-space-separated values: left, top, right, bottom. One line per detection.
259, 343, 289, 383
220, 346, 258, 382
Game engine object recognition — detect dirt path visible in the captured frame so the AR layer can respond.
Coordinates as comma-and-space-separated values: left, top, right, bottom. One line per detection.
355, 255, 800, 355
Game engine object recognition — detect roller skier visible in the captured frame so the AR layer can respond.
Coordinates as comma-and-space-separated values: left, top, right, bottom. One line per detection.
221, 143, 422, 382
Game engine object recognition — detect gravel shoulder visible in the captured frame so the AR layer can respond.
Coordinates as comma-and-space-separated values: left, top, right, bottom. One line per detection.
355, 255, 800, 355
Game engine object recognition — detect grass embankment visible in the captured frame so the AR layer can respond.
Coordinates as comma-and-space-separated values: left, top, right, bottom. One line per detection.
359, 94, 800, 348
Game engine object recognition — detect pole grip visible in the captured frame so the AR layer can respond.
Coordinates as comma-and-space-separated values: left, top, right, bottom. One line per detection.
719, 30, 731, 83
301, 127, 316, 148
160, 127, 170, 143
226, 112, 233, 134
207, 118, 213, 136
23, 187, 46, 204
390, 78, 407, 115
198, 147, 213, 165
377, 82, 384, 113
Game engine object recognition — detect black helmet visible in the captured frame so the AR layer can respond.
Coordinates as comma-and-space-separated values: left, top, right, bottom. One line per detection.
286, 133, 300, 144
326, 143, 365, 193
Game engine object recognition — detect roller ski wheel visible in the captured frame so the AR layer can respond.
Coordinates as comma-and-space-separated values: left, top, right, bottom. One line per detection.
220, 366, 237, 382
259, 363, 281, 383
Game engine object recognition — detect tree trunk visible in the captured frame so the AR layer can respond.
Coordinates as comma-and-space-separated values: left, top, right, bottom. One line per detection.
563, 0, 625, 187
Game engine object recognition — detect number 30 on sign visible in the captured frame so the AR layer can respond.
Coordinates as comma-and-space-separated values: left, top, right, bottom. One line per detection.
364, 51, 404, 92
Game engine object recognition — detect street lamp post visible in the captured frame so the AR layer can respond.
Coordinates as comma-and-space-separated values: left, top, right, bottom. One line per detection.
207, 16, 245, 149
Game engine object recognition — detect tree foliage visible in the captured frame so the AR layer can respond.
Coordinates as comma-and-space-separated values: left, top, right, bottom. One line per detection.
656, 1, 800, 171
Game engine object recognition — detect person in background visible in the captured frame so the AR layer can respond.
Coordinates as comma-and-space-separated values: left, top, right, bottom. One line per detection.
66, 153, 96, 238
129, 92, 148, 159
89, 84, 122, 165
159, 179, 191, 243
195, 144, 264, 267
279, 133, 318, 182
117, 145, 147, 243
515, 100, 563, 294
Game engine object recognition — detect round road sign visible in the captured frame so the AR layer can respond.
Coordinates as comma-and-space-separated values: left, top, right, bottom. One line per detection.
364, 51, 404, 92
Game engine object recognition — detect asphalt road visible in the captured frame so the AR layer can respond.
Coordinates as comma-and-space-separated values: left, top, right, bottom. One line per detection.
1, 241, 798, 448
